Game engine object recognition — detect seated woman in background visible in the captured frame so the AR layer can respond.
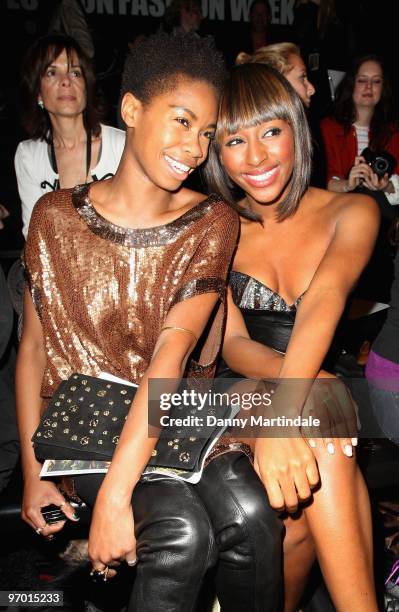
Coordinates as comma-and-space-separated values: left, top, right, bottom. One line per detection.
320, 54, 399, 199
236, 42, 315, 108
205, 62, 380, 611
161, 0, 203, 36
321, 54, 399, 358
14, 33, 125, 239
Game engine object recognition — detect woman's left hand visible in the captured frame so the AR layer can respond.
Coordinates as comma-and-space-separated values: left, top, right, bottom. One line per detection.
88, 489, 137, 577
301, 371, 359, 457
361, 170, 390, 192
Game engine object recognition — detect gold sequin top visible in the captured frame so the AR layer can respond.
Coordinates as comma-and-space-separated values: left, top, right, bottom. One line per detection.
24, 183, 239, 401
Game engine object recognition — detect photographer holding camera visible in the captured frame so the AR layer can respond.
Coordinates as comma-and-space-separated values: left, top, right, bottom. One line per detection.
321, 54, 399, 203
320, 55, 399, 372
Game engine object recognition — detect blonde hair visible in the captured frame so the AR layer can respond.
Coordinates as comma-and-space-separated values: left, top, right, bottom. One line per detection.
236, 42, 301, 76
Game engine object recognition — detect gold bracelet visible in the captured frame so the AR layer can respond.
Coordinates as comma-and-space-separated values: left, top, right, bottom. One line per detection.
160, 326, 198, 343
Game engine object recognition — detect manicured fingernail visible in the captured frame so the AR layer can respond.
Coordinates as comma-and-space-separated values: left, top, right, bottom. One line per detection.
344, 444, 353, 457
327, 442, 335, 455
309, 439, 316, 448
72, 513, 80, 521
351, 438, 358, 446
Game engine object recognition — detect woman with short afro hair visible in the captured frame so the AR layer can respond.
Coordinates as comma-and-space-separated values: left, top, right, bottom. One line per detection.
16, 32, 282, 612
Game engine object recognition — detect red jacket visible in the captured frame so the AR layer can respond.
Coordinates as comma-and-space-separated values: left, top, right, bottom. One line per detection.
320, 116, 399, 183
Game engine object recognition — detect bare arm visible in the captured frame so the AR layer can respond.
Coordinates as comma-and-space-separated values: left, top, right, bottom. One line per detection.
279, 195, 379, 380
16, 289, 80, 534
222, 194, 379, 510
222, 288, 284, 379
88, 291, 221, 567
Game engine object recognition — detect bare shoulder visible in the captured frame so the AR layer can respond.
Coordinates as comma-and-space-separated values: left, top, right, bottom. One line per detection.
308, 186, 380, 227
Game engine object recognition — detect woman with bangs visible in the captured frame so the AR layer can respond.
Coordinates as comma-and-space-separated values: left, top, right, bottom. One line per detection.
205, 63, 379, 611
15, 33, 125, 239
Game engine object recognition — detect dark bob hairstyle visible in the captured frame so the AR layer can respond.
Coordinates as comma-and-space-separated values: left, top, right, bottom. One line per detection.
204, 62, 312, 221
20, 33, 105, 143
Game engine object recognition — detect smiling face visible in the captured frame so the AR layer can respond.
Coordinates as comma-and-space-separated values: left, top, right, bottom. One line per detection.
122, 77, 218, 192
219, 119, 294, 208
352, 60, 383, 112
285, 54, 315, 108
38, 48, 86, 118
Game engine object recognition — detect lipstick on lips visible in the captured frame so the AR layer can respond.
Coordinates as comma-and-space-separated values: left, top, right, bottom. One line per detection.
242, 165, 279, 188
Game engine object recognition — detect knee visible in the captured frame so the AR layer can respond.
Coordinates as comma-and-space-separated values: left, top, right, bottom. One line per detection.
136, 486, 216, 573
233, 485, 283, 560
168, 505, 216, 568
213, 455, 283, 563
313, 444, 358, 478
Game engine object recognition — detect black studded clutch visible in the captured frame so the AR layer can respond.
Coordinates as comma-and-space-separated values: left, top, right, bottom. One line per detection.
32, 373, 236, 481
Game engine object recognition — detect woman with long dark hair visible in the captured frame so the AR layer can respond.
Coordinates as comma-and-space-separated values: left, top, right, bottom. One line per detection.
321, 54, 399, 200
205, 62, 379, 611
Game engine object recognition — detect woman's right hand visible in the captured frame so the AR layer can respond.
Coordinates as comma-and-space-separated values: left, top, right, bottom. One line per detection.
88, 486, 136, 573
22, 476, 78, 537
254, 436, 320, 513
347, 156, 372, 191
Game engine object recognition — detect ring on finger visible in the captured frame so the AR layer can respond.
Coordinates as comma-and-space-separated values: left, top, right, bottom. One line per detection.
35, 527, 43, 535
90, 566, 110, 582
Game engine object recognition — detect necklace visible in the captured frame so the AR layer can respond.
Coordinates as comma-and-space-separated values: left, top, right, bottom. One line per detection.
49, 127, 92, 188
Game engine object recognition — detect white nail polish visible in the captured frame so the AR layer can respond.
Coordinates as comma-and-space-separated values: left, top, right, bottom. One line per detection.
327, 442, 335, 455
344, 444, 353, 457
309, 439, 316, 448
351, 438, 358, 446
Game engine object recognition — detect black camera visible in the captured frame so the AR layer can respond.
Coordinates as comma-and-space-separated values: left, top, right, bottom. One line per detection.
361, 147, 396, 179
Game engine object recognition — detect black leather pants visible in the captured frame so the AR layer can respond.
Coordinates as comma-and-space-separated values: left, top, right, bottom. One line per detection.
197, 452, 282, 612
74, 452, 282, 612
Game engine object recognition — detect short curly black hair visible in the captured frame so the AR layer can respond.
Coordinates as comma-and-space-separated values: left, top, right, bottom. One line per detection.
121, 31, 226, 103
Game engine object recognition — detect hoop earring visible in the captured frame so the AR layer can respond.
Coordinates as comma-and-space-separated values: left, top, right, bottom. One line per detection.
38, 100, 44, 109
